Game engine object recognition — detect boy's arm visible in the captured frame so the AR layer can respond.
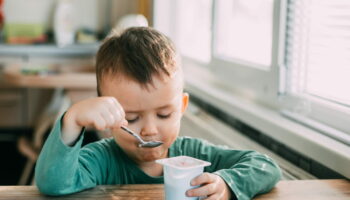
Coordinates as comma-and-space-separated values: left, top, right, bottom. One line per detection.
35, 115, 106, 196
183, 138, 282, 200
212, 150, 281, 200
35, 97, 127, 196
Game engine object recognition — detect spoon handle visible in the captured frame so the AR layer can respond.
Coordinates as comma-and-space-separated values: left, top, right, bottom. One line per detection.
121, 126, 144, 143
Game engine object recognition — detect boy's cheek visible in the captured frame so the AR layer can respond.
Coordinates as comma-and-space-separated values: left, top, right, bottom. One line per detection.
160, 118, 179, 132
112, 130, 136, 146
161, 135, 177, 150
161, 127, 179, 145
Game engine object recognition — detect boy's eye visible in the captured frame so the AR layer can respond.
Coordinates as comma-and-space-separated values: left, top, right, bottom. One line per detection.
157, 113, 172, 119
126, 117, 139, 123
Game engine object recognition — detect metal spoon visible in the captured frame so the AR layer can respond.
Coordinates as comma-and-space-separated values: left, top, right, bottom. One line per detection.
121, 126, 163, 148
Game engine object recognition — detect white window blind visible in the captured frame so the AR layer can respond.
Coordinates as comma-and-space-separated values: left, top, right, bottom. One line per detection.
284, 0, 350, 145
285, 0, 350, 106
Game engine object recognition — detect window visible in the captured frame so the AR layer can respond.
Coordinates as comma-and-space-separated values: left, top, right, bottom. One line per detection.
154, 0, 282, 105
153, 0, 212, 63
153, 0, 350, 145
282, 0, 350, 144
210, 0, 280, 104
214, 0, 274, 68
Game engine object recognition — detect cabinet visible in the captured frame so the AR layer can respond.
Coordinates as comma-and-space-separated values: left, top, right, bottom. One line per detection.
0, 89, 25, 127
0, 43, 98, 128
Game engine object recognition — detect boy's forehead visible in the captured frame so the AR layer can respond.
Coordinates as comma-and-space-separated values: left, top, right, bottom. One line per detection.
100, 69, 182, 90
100, 71, 184, 110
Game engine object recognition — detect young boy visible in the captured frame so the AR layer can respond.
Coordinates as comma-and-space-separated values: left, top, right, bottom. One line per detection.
35, 27, 281, 200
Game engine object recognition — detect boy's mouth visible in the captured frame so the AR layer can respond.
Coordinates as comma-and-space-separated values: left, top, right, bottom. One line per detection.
138, 140, 163, 148
141, 137, 160, 141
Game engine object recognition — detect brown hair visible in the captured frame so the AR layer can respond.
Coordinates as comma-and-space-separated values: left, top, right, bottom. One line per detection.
96, 27, 177, 96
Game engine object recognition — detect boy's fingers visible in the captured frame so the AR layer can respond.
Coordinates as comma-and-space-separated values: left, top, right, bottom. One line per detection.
203, 193, 221, 200
191, 173, 215, 186
101, 105, 123, 129
121, 119, 128, 127
104, 112, 114, 126
111, 111, 127, 129
109, 97, 120, 108
109, 97, 126, 119
186, 183, 216, 197
105, 102, 126, 129
110, 111, 119, 126
106, 96, 118, 108
94, 115, 107, 131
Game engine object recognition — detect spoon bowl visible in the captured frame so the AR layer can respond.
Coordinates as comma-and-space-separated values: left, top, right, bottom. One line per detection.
121, 126, 163, 148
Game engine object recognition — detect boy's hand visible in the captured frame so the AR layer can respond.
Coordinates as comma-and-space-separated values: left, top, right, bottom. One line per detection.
62, 97, 128, 146
186, 173, 232, 200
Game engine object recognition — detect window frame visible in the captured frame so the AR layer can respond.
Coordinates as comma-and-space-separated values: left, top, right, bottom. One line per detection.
206, 0, 285, 108
280, 0, 350, 139
153, 0, 350, 142
154, 0, 286, 107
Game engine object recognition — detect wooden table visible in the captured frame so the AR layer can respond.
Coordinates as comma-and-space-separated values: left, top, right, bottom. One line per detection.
255, 179, 350, 200
0, 180, 349, 200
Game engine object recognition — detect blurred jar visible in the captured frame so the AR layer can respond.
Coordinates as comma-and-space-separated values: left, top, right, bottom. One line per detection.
54, 0, 75, 47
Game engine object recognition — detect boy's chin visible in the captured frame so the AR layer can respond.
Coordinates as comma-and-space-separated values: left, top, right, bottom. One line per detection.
141, 157, 159, 162
137, 155, 161, 163
138, 150, 167, 162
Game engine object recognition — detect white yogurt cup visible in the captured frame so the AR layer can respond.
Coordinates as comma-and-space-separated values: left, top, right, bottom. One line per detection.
156, 156, 211, 200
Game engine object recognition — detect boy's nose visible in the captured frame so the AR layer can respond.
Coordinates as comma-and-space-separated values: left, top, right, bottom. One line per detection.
140, 121, 158, 137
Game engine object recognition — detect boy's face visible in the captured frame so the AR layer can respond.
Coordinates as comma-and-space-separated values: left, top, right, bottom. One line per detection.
100, 70, 188, 164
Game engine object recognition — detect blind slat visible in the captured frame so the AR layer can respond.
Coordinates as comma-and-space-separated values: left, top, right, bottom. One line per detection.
285, 0, 350, 107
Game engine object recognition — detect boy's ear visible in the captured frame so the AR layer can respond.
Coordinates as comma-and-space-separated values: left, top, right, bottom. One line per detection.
181, 93, 189, 113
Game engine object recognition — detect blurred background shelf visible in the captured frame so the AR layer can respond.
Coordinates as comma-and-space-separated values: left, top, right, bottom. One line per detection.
0, 43, 100, 57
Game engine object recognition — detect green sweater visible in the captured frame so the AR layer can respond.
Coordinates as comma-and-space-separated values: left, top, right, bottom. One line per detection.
35, 117, 281, 200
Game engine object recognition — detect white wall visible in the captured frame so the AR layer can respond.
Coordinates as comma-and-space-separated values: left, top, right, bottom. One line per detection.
4, 0, 138, 33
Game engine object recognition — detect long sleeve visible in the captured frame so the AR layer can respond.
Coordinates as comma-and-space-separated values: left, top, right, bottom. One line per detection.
173, 137, 282, 200
34, 115, 107, 196
212, 151, 281, 200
